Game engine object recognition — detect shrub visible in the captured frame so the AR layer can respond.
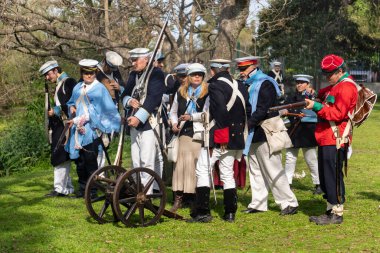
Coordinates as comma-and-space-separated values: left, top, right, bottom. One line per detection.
0, 95, 50, 176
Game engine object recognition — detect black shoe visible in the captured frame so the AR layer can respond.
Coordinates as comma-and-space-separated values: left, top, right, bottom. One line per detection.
70, 192, 84, 199
280, 206, 298, 215
45, 190, 67, 197
90, 193, 99, 201
223, 213, 235, 222
314, 213, 343, 225
313, 185, 323, 195
186, 214, 213, 223
309, 210, 332, 222
241, 208, 264, 214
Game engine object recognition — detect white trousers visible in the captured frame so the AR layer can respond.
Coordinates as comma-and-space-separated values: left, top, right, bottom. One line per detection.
196, 148, 241, 190
130, 128, 156, 192
97, 150, 106, 168
248, 142, 298, 211
154, 139, 164, 190
54, 160, 74, 195
195, 147, 217, 188
284, 147, 319, 185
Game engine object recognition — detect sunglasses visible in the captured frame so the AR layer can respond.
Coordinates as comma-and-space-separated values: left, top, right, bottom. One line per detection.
189, 72, 204, 77
237, 66, 249, 72
82, 71, 96, 75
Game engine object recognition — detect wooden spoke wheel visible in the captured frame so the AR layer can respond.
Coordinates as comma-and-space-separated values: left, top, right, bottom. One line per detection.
85, 165, 126, 224
113, 167, 166, 227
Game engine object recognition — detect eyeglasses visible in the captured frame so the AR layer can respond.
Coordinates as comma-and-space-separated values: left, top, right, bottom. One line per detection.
296, 81, 307, 85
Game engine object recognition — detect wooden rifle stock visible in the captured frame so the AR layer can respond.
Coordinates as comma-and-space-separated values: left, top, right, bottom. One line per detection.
268, 101, 307, 112
113, 110, 127, 166
53, 114, 74, 153
44, 80, 51, 142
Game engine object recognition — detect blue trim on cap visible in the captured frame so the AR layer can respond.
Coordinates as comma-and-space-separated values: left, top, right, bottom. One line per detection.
295, 77, 311, 83
210, 63, 230, 68
134, 107, 150, 124
40, 63, 59, 75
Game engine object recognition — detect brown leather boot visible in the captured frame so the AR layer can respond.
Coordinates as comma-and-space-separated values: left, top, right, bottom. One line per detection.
170, 192, 183, 213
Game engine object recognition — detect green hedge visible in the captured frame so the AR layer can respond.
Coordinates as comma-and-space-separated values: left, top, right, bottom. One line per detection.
0, 97, 49, 176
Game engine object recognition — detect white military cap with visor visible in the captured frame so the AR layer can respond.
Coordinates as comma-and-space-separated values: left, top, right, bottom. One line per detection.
293, 74, 313, 83
209, 59, 231, 68
173, 63, 190, 76
105, 51, 123, 68
39, 60, 59, 75
129, 48, 151, 59
79, 59, 99, 72
186, 63, 207, 75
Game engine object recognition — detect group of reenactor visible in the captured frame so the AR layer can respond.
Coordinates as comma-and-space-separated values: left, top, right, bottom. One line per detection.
40, 47, 358, 225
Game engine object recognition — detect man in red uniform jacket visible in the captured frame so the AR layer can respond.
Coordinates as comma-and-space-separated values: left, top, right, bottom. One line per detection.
305, 54, 358, 225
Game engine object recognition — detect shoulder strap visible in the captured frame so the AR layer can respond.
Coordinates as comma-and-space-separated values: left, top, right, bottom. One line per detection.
216, 77, 248, 142
217, 77, 245, 111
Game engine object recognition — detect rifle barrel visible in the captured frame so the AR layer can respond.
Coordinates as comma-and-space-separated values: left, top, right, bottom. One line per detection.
268, 101, 306, 112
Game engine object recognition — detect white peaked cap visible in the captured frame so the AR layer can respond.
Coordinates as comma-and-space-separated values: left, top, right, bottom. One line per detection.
129, 48, 151, 58
293, 74, 313, 83
79, 59, 99, 71
39, 60, 59, 75
186, 63, 207, 75
105, 51, 123, 67
209, 58, 231, 68
173, 63, 190, 75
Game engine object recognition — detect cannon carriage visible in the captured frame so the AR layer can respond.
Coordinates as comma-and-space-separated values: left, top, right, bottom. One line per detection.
84, 165, 183, 227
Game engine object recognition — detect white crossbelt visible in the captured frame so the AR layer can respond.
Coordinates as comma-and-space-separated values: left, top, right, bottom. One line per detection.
208, 77, 248, 141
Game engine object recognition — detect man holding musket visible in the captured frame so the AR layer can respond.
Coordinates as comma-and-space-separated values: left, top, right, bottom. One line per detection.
306, 54, 357, 225
239, 56, 299, 216
121, 48, 166, 187
39, 60, 76, 197
188, 59, 250, 223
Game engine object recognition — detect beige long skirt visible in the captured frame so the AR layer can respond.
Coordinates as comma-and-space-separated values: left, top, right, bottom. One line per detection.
172, 135, 202, 193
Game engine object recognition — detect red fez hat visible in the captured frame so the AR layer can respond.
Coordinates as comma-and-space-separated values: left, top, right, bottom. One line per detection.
321, 54, 344, 73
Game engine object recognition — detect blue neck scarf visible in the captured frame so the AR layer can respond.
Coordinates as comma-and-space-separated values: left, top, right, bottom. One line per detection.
57, 72, 69, 83
243, 68, 282, 155
186, 85, 202, 114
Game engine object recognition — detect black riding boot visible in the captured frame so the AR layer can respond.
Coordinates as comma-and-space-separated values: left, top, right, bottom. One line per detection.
187, 187, 212, 223
223, 188, 237, 222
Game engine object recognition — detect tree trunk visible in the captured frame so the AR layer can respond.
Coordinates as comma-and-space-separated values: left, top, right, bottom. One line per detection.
104, 0, 111, 39
212, 0, 249, 60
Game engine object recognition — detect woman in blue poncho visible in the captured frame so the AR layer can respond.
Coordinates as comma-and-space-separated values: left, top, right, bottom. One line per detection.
65, 59, 121, 198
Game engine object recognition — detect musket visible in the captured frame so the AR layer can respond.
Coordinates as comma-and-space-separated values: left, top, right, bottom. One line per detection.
44, 80, 51, 143
283, 112, 305, 118
202, 112, 217, 205
53, 115, 74, 153
113, 110, 127, 166
131, 17, 169, 103
54, 126, 69, 153
268, 101, 306, 112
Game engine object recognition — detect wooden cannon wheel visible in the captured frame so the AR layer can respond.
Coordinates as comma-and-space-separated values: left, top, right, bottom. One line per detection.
112, 167, 167, 227
84, 165, 126, 224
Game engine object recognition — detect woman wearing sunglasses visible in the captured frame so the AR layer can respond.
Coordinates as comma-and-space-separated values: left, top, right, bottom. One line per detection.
169, 63, 209, 213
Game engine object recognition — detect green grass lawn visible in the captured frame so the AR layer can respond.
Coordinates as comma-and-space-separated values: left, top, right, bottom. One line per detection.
1, 106, 380, 253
